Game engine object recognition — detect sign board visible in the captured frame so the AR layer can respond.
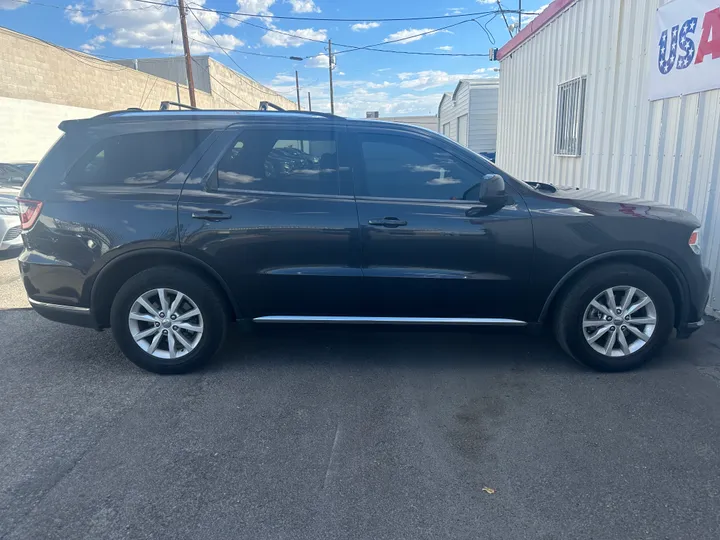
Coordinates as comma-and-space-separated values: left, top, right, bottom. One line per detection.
649, 0, 720, 101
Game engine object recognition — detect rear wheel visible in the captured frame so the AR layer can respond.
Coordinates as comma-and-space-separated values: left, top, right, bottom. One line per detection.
554, 264, 674, 372
110, 267, 228, 374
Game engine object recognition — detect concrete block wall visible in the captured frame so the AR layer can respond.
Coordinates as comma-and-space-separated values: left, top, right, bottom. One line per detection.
0, 27, 294, 112
0, 28, 295, 161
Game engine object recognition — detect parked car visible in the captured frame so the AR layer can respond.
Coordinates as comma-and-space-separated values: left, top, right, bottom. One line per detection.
0, 166, 23, 251
9, 162, 37, 176
18, 109, 710, 374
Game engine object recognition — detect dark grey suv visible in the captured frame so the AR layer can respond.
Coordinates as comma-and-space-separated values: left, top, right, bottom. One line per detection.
18, 109, 710, 374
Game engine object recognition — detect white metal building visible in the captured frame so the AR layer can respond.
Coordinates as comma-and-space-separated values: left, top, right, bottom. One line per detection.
376, 115, 439, 132
438, 79, 499, 157
495, 0, 720, 313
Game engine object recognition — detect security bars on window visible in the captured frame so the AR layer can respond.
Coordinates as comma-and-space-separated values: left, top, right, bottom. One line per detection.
554, 77, 587, 157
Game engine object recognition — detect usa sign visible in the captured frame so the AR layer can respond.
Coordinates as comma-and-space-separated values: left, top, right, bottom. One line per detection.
649, 0, 720, 101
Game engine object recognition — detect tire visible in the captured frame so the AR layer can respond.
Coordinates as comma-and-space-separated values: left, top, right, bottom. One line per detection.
110, 266, 228, 374
554, 264, 674, 372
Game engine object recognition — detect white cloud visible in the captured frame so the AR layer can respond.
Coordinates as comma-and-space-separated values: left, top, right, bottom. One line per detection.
262, 26, 327, 47
305, 53, 329, 68
0, 0, 24, 10
436, 45, 453, 51
397, 69, 495, 90
224, 0, 275, 26
268, 68, 498, 118
523, 2, 550, 24
65, 0, 243, 55
65, 3, 94, 24
286, 0, 319, 13
80, 34, 107, 52
351, 21, 381, 32
476, 0, 497, 4
212, 34, 245, 51
272, 73, 298, 84
445, 7, 465, 15
384, 28, 447, 44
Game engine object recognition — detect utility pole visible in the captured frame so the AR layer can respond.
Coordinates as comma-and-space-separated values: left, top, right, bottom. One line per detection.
307, 91, 312, 111
295, 71, 301, 110
177, 0, 197, 107
496, 0, 513, 39
328, 39, 335, 114
518, 0, 522, 34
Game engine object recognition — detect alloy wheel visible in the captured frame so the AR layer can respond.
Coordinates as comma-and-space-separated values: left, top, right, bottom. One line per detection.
128, 288, 204, 360
582, 286, 657, 357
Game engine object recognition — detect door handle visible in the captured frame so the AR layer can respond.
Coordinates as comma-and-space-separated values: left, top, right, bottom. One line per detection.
368, 217, 408, 228
192, 210, 232, 221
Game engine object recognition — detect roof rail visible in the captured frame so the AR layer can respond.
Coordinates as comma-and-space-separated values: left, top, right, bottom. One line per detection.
160, 101, 199, 111
258, 101, 285, 112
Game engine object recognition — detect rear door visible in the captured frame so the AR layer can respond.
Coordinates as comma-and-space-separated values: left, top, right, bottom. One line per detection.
177, 123, 363, 319
350, 128, 534, 321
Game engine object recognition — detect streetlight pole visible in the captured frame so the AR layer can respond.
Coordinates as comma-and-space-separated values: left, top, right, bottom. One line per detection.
295, 71, 301, 110
307, 91, 312, 111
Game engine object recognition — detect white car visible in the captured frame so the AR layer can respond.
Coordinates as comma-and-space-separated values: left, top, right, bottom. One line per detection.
0, 164, 25, 251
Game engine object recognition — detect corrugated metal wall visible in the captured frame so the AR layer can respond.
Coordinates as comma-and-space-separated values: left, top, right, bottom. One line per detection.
468, 86, 500, 154
497, 0, 720, 313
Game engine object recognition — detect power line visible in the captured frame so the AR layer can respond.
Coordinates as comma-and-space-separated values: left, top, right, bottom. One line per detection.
190, 57, 256, 109
333, 14, 492, 56
132, 0, 501, 22
496, 1, 514, 39
187, 6, 256, 81
189, 37, 308, 60
1, 26, 129, 71
10, 0, 156, 14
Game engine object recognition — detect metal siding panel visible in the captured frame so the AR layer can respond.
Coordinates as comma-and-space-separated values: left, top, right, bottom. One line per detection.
496, 0, 720, 313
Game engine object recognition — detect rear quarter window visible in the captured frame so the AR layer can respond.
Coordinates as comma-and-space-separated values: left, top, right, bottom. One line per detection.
67, 130, 210, 186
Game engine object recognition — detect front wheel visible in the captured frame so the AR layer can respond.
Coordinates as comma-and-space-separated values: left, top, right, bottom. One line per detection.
554, 264, 674, 372
110, 267, 228, 374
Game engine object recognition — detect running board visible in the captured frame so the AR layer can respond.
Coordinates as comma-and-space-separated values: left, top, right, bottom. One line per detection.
253, 316, 527, 326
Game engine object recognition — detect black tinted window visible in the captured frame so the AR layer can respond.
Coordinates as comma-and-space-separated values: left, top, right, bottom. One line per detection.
68, 130, 210, 186
217, 130, 338, 195
359, 134, 483, 200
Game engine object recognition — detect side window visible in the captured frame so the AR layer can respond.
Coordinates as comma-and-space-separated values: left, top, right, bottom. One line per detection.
358, 134, 485, 201
67, 130, 210, 186
217, 129, 339, 195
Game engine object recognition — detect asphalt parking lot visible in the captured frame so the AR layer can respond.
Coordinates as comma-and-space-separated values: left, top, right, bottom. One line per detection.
1, 250, 719, 540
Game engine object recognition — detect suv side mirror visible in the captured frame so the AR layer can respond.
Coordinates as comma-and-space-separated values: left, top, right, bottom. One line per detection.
478, 174, 507, 206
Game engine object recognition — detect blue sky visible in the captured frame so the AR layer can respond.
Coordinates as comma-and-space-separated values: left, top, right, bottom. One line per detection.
0, 0, 550, 116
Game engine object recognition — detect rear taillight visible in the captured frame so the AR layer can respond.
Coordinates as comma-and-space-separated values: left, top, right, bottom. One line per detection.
689, 228, 701, 255
17, 199, 43, 231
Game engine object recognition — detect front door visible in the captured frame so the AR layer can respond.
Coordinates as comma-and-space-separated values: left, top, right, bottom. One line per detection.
178, 124, 362, 318
351, 130, 534, 321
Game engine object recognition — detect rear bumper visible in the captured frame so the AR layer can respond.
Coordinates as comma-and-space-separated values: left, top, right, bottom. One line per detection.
28, 298, 99, 329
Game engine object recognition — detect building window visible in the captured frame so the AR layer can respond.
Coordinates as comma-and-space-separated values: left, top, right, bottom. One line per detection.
555, 77, 587, 157
442, 122, 451, 137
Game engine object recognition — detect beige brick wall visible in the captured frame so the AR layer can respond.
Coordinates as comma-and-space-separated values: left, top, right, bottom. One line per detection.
0, 27, 294, 112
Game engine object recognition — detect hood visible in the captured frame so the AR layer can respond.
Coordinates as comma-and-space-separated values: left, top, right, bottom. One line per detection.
533, 183, 700, 228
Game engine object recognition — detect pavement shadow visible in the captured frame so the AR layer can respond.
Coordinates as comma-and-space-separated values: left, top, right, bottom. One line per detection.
211, 324, 582, 374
